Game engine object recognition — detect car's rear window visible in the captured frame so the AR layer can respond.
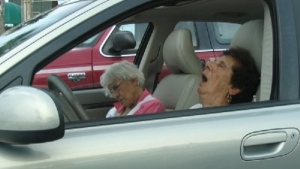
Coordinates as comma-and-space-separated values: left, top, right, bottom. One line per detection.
0, 0, 94, 57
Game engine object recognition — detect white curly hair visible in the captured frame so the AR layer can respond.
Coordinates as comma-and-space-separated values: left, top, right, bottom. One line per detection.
100, 61, 145, 96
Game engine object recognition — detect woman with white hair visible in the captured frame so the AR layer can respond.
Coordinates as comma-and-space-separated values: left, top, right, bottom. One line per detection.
100, 61, 165, 118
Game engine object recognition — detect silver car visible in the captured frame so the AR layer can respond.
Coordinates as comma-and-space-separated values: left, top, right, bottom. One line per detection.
1, 0, 300, 168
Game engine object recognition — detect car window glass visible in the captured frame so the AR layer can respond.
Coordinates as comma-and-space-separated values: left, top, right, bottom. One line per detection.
0, 0, 93, 57
212, 22, 241, 44
174, 21, 198, 47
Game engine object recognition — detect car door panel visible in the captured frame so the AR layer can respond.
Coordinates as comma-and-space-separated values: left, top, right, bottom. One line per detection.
59, 104, 300, 169
5, 103, 300, 169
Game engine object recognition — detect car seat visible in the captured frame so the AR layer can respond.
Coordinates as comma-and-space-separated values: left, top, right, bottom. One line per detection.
230, 16, 272, 101
153, 28, 203, 110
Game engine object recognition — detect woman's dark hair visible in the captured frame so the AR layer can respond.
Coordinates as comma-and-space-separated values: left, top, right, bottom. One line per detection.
223, 47, 260, 104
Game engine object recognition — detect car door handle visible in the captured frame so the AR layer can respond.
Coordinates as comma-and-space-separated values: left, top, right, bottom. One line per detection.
241, 129, 299, 161
67, 72, 86, 82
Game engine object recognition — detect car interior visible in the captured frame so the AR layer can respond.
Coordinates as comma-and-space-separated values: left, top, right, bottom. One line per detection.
37, 0, 273, 122
153, 28, 203, 111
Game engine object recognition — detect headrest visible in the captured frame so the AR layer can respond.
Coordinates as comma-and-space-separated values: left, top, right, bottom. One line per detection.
230, 20, 264, 73
230, 19, 264, 101
163, 29, 202, 74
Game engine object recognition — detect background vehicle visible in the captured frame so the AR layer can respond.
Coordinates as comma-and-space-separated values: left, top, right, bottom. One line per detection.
0, 0, 300, 168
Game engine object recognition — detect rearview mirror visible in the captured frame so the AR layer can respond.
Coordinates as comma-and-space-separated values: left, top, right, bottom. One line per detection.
0, 86, 64, 144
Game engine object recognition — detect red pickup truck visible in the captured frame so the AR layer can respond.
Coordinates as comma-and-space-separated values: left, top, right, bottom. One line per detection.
33, 21, 240, 90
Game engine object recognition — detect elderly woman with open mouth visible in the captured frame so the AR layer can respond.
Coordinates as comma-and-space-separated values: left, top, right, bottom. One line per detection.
100, 61, 165, 118
191, 47, 260, 108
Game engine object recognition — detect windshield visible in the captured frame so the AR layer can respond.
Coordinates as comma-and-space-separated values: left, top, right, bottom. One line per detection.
0, 0, 94, 57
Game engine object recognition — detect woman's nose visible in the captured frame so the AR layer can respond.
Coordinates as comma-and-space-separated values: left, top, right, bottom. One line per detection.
207, 59, 218, 70
110, 91, 120, 99
115, 92, 121, 100
206, 60, 213, 70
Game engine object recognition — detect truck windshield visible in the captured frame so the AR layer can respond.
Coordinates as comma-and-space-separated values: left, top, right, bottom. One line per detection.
0, 0, 94, 57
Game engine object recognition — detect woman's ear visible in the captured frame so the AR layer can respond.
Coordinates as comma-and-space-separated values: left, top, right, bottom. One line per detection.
229, 87, 241, 96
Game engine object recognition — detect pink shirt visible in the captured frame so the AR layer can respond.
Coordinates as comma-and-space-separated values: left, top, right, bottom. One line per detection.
106, 89, 165, 118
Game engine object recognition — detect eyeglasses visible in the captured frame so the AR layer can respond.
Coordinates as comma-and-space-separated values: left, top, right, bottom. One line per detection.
108, 81, 122, 97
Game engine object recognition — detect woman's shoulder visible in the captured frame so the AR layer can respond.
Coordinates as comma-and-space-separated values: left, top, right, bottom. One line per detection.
142, 95, 164, 106
138, 99, 166, 114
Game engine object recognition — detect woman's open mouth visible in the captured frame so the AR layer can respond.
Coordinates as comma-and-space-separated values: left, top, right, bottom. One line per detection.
202, 74, 208, 82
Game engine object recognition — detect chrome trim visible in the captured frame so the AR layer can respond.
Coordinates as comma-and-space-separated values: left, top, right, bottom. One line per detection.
194, 49, 214, 52
68, 72, 86, 82
213, 48, 227, 52
194, 49, 227, 53
99, 25, 116, 58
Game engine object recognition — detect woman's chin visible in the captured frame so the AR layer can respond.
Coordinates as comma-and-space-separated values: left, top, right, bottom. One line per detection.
120, 100, 126, 106
200, 81, 207, 86
199, 82, 205, 88
198, 84, 208, 95
197, 86, 203, 95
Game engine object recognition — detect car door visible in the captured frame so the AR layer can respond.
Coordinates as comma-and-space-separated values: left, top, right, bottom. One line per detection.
15, 103, 300, 169
1, 0, 300, 168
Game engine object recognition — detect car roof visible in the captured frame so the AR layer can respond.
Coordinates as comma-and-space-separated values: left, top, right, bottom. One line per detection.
122, 0, 264, 24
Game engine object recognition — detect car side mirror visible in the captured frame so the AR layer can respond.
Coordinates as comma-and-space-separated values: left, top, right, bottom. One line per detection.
0, 86, 65, 145
112, 31, 136, 52
103, 30, 136, 55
